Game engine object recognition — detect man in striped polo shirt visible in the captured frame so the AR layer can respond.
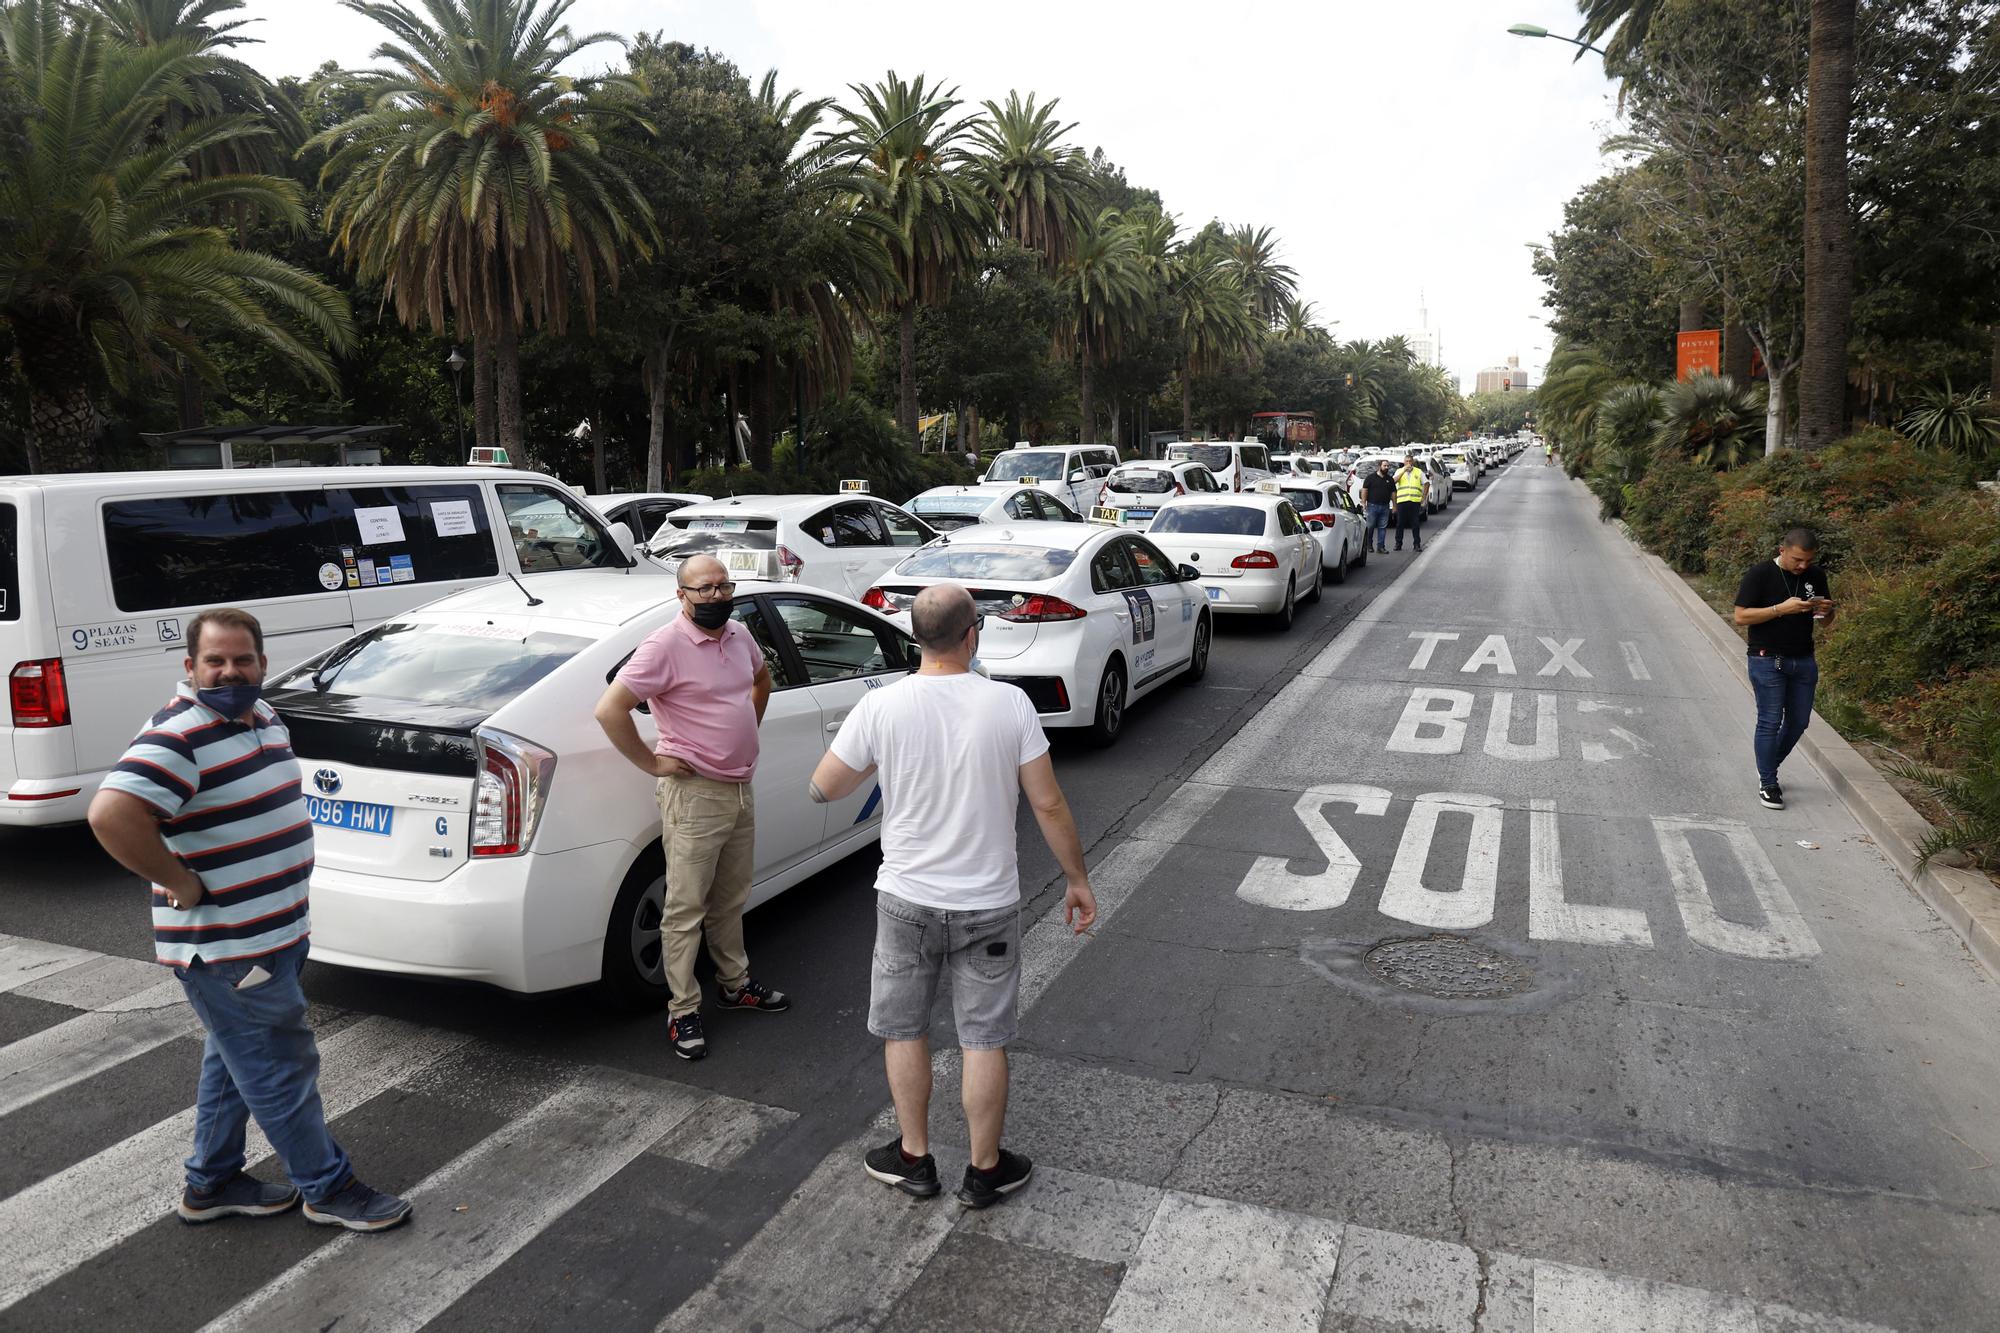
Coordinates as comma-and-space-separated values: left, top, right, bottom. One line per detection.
88, 608, 411, 1233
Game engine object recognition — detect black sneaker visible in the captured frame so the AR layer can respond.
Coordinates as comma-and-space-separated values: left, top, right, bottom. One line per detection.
302, 1176, 411, 1233
1770, 782, 1784, 797
716, 978, 791, 1014
863, 1137, 942, 1198
956, 1149, 1034, 1209
667, 1011, 707, 1060
178, 1171, 300, 1224
1758, 786, 1784, 810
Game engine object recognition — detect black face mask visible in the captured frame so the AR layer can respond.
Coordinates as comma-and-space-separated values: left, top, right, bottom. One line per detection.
687, 599, 732, 630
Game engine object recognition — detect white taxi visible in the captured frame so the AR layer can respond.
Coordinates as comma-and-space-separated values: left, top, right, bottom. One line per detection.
1092, 460, 1222, 529
265, 570, 916, 1003
643, 486, 938, 601
862, 521, 1210, 746
1143, 487, 1321, 629
906, 482, 1084, 532
584, 491, 709, 542
1271, 477, 1368, 582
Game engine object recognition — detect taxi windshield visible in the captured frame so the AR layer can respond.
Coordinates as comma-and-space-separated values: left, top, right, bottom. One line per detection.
984, 453, 1065, 482
893, 544, 1077, 581
1149, 505, 1265, 536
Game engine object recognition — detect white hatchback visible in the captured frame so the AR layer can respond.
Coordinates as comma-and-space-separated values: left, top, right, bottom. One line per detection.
906, 483, 1084, 532
645, 493, 939, 601
265, 571, 917, 1002
1092, 461, 1222, 529
1144, 491, 1321, 629
862, 521, 1210, 746
1270, 478, 1368, 583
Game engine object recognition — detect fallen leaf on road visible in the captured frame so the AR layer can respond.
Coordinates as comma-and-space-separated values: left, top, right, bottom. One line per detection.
1857, 835, 1875, 845
453, 1204, 469, 1212
1796, 841, 1820, 850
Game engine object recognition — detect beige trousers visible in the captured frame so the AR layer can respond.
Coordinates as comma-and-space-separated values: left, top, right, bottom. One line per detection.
658, 773, 755, 1017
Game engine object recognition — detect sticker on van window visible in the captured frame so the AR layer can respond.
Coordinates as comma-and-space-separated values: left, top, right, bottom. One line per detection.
344, 569, 360, 589
66, 621, 143, 653
357, 558, 377, 584
430, 499, 477, 538
389, 554, 415, 583
317, 563, 343, 591
375, 564, 393, 585
156, 619, 181, 644
353, 505, 406, 547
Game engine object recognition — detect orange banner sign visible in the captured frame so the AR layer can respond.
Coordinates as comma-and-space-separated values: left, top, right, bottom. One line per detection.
1676, 330, 1721, 381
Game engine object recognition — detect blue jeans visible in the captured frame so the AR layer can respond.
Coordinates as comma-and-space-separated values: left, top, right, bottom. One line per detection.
1365, 502, 1391, 550
1748, 653, 1818, 788
174, 939, 351, 1202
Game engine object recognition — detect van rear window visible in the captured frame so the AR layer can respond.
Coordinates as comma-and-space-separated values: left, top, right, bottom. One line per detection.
0, 502, 18, 620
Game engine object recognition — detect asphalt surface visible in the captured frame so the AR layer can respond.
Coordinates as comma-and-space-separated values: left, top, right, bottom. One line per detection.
3, 457, 1994, 1331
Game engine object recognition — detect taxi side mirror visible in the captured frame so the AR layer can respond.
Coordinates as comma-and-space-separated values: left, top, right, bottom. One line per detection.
1178, 563, 1200, 582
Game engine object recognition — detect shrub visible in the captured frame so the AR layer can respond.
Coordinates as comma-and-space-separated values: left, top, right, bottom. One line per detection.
1625, 455, 1719, 572
1819, 508, 2000, 706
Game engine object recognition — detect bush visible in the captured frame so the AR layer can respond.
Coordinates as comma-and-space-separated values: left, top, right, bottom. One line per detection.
1625, 455, 1719, 572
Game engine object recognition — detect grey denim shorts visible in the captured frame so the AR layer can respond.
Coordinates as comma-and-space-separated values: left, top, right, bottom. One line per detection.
868, 891, 1021, 1050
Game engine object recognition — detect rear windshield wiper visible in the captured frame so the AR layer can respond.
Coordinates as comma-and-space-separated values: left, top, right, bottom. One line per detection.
309, 635, 372, 692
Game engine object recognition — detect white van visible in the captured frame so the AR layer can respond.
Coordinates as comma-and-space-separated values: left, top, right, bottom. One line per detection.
1163, 440, 1275, 493
0, 465, 661, 827
979, 443, 1121, 516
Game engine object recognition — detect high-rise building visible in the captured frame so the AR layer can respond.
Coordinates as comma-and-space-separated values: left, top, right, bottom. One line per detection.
1475, 355, 1531, 394
1403, 293, 1444, 368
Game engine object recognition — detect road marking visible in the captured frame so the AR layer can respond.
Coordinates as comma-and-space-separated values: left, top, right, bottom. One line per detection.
1620, 640, 1653, 680
1323, 1224, 1481, 1330
1532, 1259, 1758, 1331
1484, 690, 1559, 761
1387, 687, 1473, 754
1102, 1191, 1343, 1332
12, 954, 165, 1010
957, 1163, 1163, 1265
0, 934, 98, 995
0, 1016, 474, 1313
1407, 630, 1461, 669
1528, 798, 1655, 948
208, 1071, 710, 1333
1582, 723, 1655, 763
1461, 632, 1517, 674
1536, 636, 1592, 678
1378, 792, 1504, 931
1653, 814, 1821, 961
1236, 784, 1388, 912
0, 984, 199, 1117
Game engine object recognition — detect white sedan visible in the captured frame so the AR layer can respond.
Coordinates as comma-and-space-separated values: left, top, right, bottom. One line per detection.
1143, 490, 1321, 629
862, 520, 1211, 746
644, 491, 939, 600
264, 571, 916, 1003
1092, 460, 1223, 528
1271, 477, 1368, 582
906, 482, 1084, 532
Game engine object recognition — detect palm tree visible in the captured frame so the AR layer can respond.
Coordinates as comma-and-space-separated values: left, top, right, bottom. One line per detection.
1899, 378, 2000, 459
1332, 340, 1388, 444
1575, 0, 1663, 64
1169, 242, 1258, 435
1276, 296, 1332, 349
0, 1, 353, 472
831, 71, 994, 449
1220, 223, 1296, 325
973, 91, 1094, 272
1655, 372, 1764, 469
1063, 209, 1150, 443
311, 0, 654, 459
1587, 383, 1660, 516
1534, 341, 1621, 470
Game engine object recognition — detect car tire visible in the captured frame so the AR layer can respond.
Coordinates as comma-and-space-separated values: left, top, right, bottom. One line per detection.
1182, 613, 1211, 683
1087, 658, 1127, 747
1331, 542, 1349, 584
1275, 577, 1297, 630
1354, 541, 1368, 568
599, 844, 671, 1009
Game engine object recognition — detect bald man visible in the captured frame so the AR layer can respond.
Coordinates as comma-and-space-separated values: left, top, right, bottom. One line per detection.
812, 583, 1096, 1209
596, 554, 785, 1060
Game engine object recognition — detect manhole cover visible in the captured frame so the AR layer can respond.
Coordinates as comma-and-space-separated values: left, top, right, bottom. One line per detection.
1363, 935, 1533, 999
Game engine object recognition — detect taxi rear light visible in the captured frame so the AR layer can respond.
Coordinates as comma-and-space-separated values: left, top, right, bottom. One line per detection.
862, 587, 896, 613
997, 594, 1086, 623
776, 545, 804, 581
1231, 550, 1280, 569
471, 728, 556, 857
10, 659, 70, 728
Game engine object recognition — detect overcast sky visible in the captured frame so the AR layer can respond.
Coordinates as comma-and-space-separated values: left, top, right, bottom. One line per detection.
231, 0, 1626, 393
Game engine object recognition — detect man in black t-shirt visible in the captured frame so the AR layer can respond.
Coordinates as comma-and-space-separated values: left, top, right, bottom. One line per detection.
1732, 528, 1836, 810
1360, 460, 1396, 553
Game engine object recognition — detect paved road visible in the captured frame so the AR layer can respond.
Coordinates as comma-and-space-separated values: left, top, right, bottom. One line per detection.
3, 458, 1993, 1331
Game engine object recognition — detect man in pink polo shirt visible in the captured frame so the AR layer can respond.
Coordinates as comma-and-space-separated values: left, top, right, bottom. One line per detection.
594, 555, 789, 1059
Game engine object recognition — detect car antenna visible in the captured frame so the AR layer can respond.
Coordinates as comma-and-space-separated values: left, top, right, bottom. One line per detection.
506, 571, 543, 607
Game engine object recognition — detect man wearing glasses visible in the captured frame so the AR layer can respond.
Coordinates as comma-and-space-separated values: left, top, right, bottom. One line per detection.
595, 554, 787, 1060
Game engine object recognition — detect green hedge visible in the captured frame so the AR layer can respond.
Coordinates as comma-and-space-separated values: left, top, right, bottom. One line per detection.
1625, 456, 1719, 573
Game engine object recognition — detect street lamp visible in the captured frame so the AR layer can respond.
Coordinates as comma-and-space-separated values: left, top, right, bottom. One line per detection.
445, 346, 467, 457
1506, 22, 1608, 57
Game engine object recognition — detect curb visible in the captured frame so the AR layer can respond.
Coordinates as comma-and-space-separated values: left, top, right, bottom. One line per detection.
1578, 475, 2000, 983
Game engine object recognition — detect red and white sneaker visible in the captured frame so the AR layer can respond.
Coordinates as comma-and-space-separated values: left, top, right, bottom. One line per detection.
715, 978, 791, 1013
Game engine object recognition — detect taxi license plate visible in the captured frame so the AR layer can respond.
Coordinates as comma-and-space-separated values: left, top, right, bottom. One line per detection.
305, 796, 395, 836
1125, 509, 1155, 521
1205, 587, 1223, 601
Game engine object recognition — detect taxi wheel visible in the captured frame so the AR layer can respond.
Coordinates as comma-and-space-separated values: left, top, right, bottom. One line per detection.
1305, 562, 1323, 604
1330, 543, 1349, 584
1183, 613, 1212, 683
600, 847, 671, 1009
1354, 542, 1368, 568
1275, 577, 1297, 631
1086, 659, 1127, 747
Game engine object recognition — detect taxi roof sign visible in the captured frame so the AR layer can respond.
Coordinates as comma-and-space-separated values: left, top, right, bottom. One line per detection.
719, 547, 795, 582
1089, 506, 1124, 525
1016, 475, 1044, 486
838, 478, 870, 493
468, 446, 511, 466
1253, 479, 1284, 495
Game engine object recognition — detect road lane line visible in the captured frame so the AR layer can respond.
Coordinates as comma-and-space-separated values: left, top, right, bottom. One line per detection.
1621, 639, 1653, 680
0, 1015, 474, 1312
0, 984, 200, 1117
206, 1070, 710, 1333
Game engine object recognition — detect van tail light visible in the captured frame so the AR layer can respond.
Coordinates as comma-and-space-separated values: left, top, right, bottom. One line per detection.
997, 594, 1087, 623
10, 659, 70, 728
776, 544, 804, 581
1231, 550, 1280, 569
472, 728, 556, 857
862, 587, 894, 613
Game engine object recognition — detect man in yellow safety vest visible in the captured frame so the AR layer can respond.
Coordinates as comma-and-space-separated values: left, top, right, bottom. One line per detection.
1393, 454, 1428, 553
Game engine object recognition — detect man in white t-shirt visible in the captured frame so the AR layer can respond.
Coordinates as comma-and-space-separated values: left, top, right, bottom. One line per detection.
810, 583, 1097, 1209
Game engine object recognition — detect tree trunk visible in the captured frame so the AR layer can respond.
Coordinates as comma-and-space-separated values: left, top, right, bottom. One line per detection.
1110, 397, 1123, 459
590, 406, 607, 494
176, 359, 205, 430
1988, 324, 1999, 399
1678, 299, 1707, 332
25, 381, 99, 473
495, 326, 524, 461
751, 350, 777, 474
898, 303, 919, 449
1180, 367, 1193, 436
1764, 365, 1789, 456
644, 331, 676, 489
474, 337, 498, 447
1798, 0, 1857, 450
966, 402, 979, 467
1078, 357, 1094, 446
1723, 323, 1756, 384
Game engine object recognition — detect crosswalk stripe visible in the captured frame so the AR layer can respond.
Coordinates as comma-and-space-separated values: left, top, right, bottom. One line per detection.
0, 985, 199, 1117
1102, 1190, 1344, 1332
0, 934, 98, 995
1531, 1259, 1759, 1331
11, 954, 165, 1011
0, 1015, 474, 1312
658, 1134, 960, 1333
205, 1069, 711, 1333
